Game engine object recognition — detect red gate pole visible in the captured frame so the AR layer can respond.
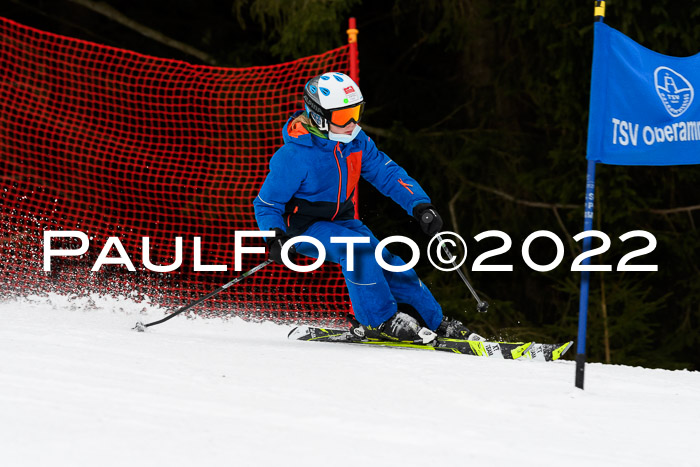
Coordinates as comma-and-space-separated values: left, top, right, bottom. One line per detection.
347, 18, 359, 84
347, 17, 360, 219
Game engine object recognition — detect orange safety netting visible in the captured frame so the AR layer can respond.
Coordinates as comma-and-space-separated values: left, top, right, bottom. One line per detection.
0, 16, 354, 323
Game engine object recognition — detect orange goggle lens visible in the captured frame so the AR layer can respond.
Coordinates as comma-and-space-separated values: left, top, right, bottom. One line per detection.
330, 103, 364, 127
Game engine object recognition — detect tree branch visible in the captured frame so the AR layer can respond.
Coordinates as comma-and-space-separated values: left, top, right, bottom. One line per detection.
649, 204, 700, 214
362, 123, 700, 217
462, 178, 579, 210
553, 206, 580, 256
67, 0, 218, 65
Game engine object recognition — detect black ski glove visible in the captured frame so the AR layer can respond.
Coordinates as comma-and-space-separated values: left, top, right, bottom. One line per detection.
412, 203, 443, 236
267, 228, 296, 265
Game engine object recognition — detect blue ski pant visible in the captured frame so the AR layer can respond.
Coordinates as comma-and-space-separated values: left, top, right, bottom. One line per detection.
293, 219, 443, 330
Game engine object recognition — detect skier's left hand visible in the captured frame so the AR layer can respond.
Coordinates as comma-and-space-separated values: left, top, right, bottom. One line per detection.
413, 203, 443, 236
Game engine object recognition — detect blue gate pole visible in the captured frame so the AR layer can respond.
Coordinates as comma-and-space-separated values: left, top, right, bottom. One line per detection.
576, 0, 606, 391
576, 160, 597, 389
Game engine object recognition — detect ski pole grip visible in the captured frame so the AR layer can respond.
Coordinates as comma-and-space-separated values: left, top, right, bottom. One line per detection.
421, 210, 435, 223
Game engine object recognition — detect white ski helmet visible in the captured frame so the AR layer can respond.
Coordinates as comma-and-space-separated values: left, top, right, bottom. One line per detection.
303, 72, 365, 134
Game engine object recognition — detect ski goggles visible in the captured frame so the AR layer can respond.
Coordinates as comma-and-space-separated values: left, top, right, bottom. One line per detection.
329, 103, 365, 127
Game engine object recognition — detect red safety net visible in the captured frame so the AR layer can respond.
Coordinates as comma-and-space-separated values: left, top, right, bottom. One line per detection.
0, 16, 354, 324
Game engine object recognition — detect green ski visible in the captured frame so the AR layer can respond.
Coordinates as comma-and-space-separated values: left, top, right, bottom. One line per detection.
289, 326, 539, 360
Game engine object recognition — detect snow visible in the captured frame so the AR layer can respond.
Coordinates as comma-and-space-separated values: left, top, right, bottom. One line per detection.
1, 294, 698, 467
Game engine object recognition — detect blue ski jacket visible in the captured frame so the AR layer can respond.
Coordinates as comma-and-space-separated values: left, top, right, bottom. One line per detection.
254, 110, 431, 236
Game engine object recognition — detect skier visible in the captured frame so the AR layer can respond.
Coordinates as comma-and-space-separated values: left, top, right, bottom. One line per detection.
254, 72, 481, 344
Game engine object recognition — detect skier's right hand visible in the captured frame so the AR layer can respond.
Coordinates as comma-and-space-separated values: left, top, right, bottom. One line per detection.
267, 228, 296, 265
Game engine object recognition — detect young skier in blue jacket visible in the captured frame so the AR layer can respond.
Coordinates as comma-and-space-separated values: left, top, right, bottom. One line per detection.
254, 72, 480, 343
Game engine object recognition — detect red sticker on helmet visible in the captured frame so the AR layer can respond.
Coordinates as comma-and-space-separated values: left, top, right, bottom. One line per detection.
343, 86, 355, 94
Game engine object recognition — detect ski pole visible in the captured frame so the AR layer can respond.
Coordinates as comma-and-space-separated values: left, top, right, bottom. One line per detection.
421, 211, 489, 313
133, 259, 274, 332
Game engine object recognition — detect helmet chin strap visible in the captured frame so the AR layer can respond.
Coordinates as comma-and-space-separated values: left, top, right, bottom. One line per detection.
328, 124, 361, 143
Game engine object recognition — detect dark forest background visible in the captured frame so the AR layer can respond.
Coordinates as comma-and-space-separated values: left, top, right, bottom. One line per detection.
2, 0, 699, 369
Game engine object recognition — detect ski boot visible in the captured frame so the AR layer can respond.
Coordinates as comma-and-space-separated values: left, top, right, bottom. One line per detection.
345, 313, 366, 340
436, 316, 485, 341
362, 311, 437, 345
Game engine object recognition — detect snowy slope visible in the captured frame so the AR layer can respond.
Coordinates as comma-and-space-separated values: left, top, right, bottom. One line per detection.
1, 294, 698, 467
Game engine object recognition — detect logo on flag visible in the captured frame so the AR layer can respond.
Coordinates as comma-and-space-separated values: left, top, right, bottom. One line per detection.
654, 67, 694, 117
343, 86, 355, 94
587, 22, 700, 165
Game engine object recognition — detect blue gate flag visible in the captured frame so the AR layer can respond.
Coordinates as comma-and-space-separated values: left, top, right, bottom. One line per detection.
587, 22, 700, 166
